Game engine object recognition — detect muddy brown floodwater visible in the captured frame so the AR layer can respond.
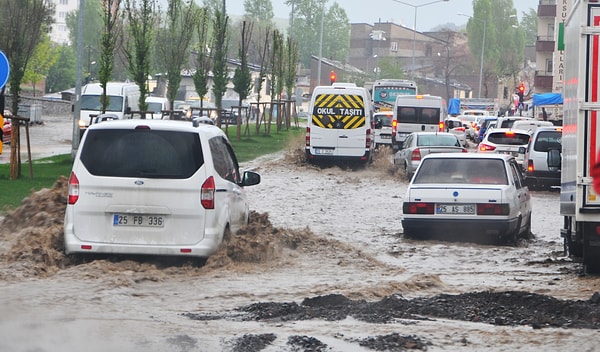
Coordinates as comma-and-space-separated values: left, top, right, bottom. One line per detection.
1, 130, 600, 351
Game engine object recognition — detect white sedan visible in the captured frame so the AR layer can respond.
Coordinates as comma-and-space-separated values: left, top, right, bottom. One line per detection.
401, 153, 532, 244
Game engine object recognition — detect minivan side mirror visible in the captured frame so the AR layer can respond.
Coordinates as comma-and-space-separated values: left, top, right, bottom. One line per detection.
241, 170, 261, 187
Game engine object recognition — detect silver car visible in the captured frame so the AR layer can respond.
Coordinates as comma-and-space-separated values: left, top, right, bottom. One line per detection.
393, 131, 467, 180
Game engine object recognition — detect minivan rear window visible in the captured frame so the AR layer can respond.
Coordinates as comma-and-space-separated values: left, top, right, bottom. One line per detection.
397, 107, 440, 124
487, 132, 530, 146
80, 129, 204, 178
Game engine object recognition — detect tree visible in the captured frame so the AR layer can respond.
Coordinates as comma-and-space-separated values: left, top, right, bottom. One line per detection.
0, 0, 54, 179
285, 0, 349, 68
124, 0, 158, 116
211, 10, 229, 127
23, 35, 59, 96
283, 36, 299, 128
242, 0, 274, 65
521, 8, 538, 46
98, 0, 124, 113
156, 0, 199, 116
192, 7, 212, 109
66, 0, 103, 50
46, 45, 77, 93
269, 29, 284, 133
430, 31, 471, 100
232, 20, 253, 140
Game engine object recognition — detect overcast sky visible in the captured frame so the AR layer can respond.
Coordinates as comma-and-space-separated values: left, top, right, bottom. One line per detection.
224, 0, 538, 31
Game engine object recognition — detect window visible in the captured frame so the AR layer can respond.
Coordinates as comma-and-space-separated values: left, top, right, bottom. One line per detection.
209, 137, 240, 184
81, 129, 203, 179
391, 42, 398, 52
60, 0, 68, 4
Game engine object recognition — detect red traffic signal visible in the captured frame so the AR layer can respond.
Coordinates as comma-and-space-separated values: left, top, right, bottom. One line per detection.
329, 70, 337, 84
517, 83, 525, 102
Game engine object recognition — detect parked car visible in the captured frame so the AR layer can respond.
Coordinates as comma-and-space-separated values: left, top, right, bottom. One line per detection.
444, 117, 468, 147
478, 128, 532, 167
64, 119, 261, 261
523, 126, 562, 190
393, 131, 467, 180
402, 153, 532, 244
373, 111, 393, 147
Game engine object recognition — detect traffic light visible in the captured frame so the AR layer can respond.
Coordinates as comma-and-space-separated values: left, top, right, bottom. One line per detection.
517, 83, 525, 102
329, 70, 337, 85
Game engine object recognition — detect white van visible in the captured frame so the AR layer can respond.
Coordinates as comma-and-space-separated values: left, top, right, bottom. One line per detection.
305, 84, 374, 164
392, 95, 447, 151
77, 82, 141, 134
145, 96, 170, 119
64, 119, 261, 260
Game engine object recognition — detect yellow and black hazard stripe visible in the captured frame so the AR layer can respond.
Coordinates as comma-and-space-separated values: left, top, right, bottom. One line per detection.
312, 94, 366, 129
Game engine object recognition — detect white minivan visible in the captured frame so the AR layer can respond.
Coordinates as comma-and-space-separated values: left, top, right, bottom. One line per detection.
305, 83, 374, 164
64, 119, 261, 260
77, 82, 141, 135
145, 96, 170, 119
392, 95, 447, 151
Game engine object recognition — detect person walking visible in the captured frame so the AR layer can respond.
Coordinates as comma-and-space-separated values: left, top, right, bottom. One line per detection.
542, 107, 548, 121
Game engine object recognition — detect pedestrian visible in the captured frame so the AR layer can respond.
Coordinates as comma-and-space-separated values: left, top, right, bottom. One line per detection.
542, 107, 548, 121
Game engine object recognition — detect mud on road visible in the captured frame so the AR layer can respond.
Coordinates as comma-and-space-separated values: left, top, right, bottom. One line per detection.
1, 145, 600, 351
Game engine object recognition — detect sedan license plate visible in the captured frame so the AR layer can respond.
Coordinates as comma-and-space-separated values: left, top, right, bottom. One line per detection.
113, 214, 165, 227
314, 148, 334, 155
436, 204, 475, 214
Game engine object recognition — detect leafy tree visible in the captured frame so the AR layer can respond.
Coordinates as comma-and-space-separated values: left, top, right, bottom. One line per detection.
156, 0, 199, 115
98, 0, 124, 113
66, 0, 103, 50
192, 7, 212, 108
521, 8, 538, 46
242, 0, 274, 65
269, 29, 284, 133
283, 36, 299, 128
285, 0, 349, 68
430, 31, 471, 100
323, 3, 349, 63
46, 45, 77, 93
211, 10, 229, 127
0, 0, 54, 179
124, 0, 158, 115
23, 35, 59, 96
232, 20, 253, 140
467, 0, 525, 98
244, 0, 273, 22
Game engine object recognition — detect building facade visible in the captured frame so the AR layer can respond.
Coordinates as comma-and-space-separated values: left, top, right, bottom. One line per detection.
49, 0, 77, 45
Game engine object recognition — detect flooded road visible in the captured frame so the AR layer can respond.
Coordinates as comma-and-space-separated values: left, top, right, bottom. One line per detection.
1, 132, 599, 351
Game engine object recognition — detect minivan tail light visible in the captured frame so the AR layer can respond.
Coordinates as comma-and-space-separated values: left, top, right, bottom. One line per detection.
201, 176, 215, 209
68, 172, 79, 205
403, 202, 435, 214
477, 203, 509, 215
527, 160, 534, 172
410, 148, 421, 161
305, 127, 311, 147
366, 128, 372, 148
392, 119, 397, 138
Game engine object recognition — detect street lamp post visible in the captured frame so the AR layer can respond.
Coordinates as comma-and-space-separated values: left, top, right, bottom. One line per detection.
390, 0, 450, 80
459, 13, 486, 98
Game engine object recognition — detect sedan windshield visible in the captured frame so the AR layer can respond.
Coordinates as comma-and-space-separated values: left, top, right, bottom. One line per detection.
413, 158, 508, 185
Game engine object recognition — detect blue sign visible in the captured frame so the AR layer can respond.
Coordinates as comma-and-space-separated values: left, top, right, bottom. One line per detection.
0, 51, 9, 89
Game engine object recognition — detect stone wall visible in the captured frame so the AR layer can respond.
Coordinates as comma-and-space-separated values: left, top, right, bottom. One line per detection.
5, 96, 72, 118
